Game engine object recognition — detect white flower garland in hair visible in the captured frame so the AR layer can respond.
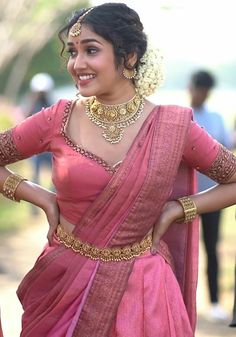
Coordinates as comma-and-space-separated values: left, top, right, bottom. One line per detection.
134, 45, 164, 98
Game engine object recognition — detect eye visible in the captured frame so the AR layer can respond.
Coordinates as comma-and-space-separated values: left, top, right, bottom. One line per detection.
66, 48, 77, 58
86, 47, 98, 55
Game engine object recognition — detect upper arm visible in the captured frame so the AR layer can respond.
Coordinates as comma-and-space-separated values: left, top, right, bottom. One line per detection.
183, 121, 236, 183
0, 101, 61, 166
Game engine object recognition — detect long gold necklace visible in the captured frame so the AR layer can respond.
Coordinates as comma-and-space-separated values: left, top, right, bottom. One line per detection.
85, 93, 144, 144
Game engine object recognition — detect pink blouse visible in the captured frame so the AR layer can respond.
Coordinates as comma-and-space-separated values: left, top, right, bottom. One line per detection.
0, 100, 235, 224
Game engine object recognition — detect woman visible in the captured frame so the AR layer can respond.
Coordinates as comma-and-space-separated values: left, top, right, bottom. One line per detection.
0, 3, 235, 337
25, 73, 54, 189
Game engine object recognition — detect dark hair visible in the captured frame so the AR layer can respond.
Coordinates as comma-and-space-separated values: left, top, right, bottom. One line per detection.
58, 3, 147, 70
190, 70, 216, 89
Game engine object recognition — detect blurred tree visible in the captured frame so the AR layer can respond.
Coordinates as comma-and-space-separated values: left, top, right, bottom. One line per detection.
0, 0, 88, 101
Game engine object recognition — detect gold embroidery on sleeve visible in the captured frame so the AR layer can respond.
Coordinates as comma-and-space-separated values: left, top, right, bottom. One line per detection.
0, 130, 25, 165
203, 145, 236, 183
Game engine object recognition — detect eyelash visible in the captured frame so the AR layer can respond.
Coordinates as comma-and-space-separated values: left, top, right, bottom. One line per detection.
66, 47, 98, 58
87, 47, 98, 55
66, 49, 77, 58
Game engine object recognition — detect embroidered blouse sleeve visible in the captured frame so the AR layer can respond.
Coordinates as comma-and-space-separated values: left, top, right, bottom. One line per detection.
182, 121, 236, 183
0, 101, 60, 166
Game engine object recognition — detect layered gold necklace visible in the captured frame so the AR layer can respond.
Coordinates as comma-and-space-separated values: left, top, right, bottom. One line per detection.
85, 93, 144, 144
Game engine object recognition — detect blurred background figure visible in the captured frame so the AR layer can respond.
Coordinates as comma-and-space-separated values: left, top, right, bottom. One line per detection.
24, 73, 55, 215
24, 73, 54, 188
0, 313, 3, 337
27, 73, 54, 116
188, 70, 233, 322
229, 258, 236, 327
229, 209, 236, 328
233, 120, 236, 149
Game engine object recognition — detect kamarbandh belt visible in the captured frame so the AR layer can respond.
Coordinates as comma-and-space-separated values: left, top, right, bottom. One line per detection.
56, 225, 152, 262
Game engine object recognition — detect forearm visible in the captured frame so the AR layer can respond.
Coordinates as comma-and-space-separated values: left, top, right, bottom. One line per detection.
0, 166, 55, 211
192, 182, 236, 215
167, 182, 236, 224
151, 182, 236, 252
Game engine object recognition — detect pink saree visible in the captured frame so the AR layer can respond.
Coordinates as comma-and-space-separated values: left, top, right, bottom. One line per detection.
17, 105, 197, 337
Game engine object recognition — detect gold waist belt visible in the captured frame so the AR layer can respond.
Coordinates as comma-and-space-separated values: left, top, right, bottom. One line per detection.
56, 225, 152, 262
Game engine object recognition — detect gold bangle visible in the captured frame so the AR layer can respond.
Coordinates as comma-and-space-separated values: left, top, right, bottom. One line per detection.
177, 196, 197, 223
2, 173, 27, 202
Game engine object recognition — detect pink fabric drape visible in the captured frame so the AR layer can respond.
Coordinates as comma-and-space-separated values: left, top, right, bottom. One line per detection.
112, 252, 193, 337
17, 105, 197, 337
73, 105, 196, 336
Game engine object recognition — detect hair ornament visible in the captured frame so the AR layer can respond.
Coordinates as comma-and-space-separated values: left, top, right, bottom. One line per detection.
69, 7, 94, 37
135, 44, 165, 97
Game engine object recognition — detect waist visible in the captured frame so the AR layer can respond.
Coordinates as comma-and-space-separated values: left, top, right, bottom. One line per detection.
57, 199, 92, 225
56, 225, 152, 262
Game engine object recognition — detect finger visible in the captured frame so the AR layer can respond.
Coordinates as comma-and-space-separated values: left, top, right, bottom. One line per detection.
151, 228, 161, 255
47, 224, 57, 246
47, 230, 53, 246
151, 221, 169, 255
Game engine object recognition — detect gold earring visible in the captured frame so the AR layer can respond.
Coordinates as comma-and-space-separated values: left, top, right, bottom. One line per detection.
123, 68, 137, 79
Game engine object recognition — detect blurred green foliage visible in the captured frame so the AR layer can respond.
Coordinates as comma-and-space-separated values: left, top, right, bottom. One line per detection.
0, 39, 69, 97
0, 101, 16, 130
22, 38, 70, 94
0, 0, 89, 99
0, 114, 13, 131
0, 160, 30, 232
0, 195, 30, 232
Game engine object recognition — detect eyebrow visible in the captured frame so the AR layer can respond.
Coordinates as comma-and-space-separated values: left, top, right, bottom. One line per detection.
67, 38, 103, 46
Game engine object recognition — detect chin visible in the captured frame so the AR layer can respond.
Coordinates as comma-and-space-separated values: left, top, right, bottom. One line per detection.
77, 91, 91, 98
79, 92, 91, 98
78, 87, 96, 98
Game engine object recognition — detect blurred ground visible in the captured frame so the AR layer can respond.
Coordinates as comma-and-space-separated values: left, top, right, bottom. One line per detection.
0, 210, 235, 337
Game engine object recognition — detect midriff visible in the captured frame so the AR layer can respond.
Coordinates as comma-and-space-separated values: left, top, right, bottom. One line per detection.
59, 215, 75, 234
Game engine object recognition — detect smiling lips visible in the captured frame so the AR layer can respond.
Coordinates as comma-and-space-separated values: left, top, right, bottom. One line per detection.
77, 74, 95, 87
78, 74, 95, 81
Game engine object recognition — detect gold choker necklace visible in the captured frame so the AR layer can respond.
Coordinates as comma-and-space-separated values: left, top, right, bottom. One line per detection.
85, 94, 144, 144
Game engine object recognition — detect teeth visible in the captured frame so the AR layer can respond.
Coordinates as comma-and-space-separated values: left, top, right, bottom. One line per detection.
79, 74, 95, 80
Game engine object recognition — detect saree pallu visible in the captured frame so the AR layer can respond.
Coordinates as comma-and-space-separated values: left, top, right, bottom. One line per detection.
17, 105, 197, 337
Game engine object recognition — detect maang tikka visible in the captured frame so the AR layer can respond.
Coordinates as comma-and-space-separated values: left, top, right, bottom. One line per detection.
69, 7, 94, 37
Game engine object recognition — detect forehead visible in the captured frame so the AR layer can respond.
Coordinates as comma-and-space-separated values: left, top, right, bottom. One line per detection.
67, 24, 109, 46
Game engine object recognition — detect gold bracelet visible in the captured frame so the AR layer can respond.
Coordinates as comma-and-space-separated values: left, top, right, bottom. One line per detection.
2, 173, 27, 202
177, 196, 197, 223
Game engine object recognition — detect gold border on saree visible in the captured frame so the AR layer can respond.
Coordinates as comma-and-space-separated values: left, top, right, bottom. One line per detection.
56, 225, 152, 262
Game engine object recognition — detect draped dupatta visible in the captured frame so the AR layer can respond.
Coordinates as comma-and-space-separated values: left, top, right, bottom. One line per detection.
17, 105, 198, 337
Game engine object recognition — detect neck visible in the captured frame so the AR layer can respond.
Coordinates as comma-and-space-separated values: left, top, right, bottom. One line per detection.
96, 84, 136, 105
96, 93, 138, 106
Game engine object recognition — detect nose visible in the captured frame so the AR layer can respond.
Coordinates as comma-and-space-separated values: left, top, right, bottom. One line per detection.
73, 53, 86, 70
